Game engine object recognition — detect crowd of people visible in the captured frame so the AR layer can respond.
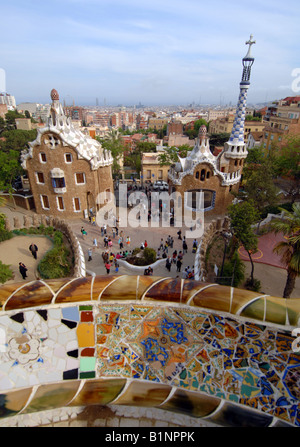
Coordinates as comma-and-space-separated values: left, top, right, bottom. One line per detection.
81, 214, 199, 279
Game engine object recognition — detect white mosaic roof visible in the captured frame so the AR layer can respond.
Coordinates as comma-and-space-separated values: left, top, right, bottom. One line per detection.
21, 91, 113, 171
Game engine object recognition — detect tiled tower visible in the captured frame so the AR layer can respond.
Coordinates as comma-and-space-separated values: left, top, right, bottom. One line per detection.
223, 34, 256, 160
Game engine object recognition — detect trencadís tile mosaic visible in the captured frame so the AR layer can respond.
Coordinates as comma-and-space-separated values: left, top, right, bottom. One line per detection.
0, 302, 300, 426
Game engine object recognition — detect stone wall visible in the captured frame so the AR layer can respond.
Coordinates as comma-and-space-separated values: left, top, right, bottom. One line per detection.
194, 216, 231, 281
3, 213, 86, 278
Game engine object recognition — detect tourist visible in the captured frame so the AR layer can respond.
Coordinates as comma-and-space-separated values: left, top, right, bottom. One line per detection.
19, 262, 28, 279
118, 236, 123, 249
91, 216, 96, 226
182, 268, 188, 279
108, 237, 113, 249
177, 229, 182, 240
144, 240, 148, 248
165, 256, 172, 272
101, 227, 104, 237
81, 227, 87, 239
159, 238, 164, 250
93, 238, 98, 250
172, 250, 177, 264
126, 236, 131, 246
176, 258, 182, 272
105, 261, 111, 274
104, 235, 108, 248
182, 237, 188, 253
192, 239, 198, 253
87, 248, 92, 261
29, 243, 38, 259
103, 224, 107, 235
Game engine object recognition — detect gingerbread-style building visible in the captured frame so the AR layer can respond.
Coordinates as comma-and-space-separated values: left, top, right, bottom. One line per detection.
21, 89, 114, 218
168, 35, 256, 217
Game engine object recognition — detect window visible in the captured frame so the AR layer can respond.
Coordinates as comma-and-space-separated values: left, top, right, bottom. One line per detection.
195, 171, 199, 179
57, 196, 64, 211
39, 152, 47, 163
200, 169, 206, 181
206, 171, 210, 179
158, 170, 163, 179
41, 195, 50, 210
75, 172, 85, 184
147, 170, 151, 179
36, 172, 45, 184
65, 153, 72, 163
73, 197, 81, 212
52, 177, 65, 188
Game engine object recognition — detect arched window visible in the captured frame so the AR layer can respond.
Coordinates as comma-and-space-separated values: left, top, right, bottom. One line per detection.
200, 169, 206, 181
195, 171, 199, 179
206, 171, 210, 179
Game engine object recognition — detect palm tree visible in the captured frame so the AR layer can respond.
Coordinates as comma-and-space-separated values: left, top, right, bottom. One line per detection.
270, 203, 300, 298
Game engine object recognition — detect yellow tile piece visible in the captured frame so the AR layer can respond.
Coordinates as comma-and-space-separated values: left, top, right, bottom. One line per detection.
77, 323, 95, 347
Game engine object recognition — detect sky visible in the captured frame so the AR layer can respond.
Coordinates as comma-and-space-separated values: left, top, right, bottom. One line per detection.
0, 0, 300, 107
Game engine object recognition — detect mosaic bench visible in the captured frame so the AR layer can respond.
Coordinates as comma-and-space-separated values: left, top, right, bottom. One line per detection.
0, 275, 299, 427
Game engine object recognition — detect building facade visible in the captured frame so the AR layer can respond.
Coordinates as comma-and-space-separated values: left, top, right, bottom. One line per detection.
262, 98, 300, 151
168, 35, 256, 217
21, 89, 114, 219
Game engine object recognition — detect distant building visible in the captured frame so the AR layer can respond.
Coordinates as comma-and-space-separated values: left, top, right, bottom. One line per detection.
0, 104, 7, 118
246, 131, 264, 150
209, 114, 264, 142
21, 89, 114, 219
262, 97, 300, 150
0, 93, 16, 110
15, 118, 32, 130
141, 149, 170, 184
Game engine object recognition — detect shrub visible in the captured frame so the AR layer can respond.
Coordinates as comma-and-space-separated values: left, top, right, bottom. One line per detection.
244, 277, 261, 292
143, 247, 157, 264
0, 229, 13, 242
218, 251, 245, 287
0, 261, 13, 283
38, 245, 71, 279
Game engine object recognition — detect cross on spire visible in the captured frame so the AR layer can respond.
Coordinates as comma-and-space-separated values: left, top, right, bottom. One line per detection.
244, 34, 256, 59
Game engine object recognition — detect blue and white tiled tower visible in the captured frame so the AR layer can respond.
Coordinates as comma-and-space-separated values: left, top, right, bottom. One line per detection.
224, 34, 256, 160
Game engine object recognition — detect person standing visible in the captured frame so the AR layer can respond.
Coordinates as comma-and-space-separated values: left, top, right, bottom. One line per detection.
105, 261, 111, 274
19, 262, 28, 279
29, 243, 38, 259
165, 256, 172, 272
87, 248, 93, 261
176, 258, 182, 272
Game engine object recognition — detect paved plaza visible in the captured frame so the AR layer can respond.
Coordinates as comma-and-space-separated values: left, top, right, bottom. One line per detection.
1, 204, 300, 298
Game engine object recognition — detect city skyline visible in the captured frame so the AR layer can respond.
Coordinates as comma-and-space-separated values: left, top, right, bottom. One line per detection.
1, 0, 299, 106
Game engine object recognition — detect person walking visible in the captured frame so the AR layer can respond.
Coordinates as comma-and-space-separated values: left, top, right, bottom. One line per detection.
81, 227, 87, 239
177, 229, 182, 240
19, 262, 28, 279
87, 248, 93, 262
182, 237, 188, 254
176, 258, 182, 273
104, 235, 108, 248
29, 243, 38, 259
93, 238, 98, 250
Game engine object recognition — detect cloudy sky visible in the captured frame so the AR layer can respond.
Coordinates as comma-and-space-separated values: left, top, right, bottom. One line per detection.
0, 0, 299, 106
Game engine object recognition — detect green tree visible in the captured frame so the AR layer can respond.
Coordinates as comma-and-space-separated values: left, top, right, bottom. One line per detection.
96, 130, 126, 176
242, 160, 278, 223
270, 203, 300, 298
273, 135, 300, 203
0, 150, 24, 190
228, 201, 260, 287
208, 132, 231, 147
0, 129, 37, 153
